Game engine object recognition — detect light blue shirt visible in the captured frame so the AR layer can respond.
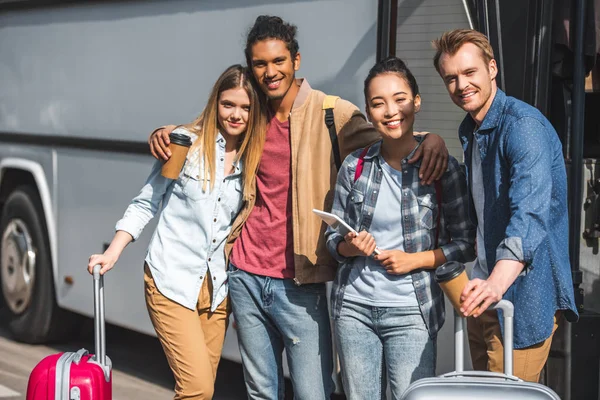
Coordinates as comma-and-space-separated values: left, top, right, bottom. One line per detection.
343, 157, 418, 307
116, 128, 243, 311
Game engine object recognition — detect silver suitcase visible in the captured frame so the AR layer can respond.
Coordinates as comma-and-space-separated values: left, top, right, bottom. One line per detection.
400, 300, 561, 400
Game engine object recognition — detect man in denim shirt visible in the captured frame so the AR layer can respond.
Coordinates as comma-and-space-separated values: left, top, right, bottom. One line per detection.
433, 29, 578, 382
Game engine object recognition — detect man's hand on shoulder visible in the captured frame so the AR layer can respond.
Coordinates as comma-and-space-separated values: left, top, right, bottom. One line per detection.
408, 132, 449, 185
149, 125, 177, 160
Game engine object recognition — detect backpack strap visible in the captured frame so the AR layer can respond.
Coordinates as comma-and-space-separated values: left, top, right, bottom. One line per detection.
323, 95, 342, 170
353, 149, 443, 247
434, 180, 443, 247
354, 146, 371, 182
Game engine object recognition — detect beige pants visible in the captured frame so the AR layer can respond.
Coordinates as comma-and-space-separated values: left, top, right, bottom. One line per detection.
467, 310, 559, 382
144, 264, 229, 400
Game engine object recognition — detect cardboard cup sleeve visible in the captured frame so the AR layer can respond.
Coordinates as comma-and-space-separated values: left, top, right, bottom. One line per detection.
435, 261, 479, 316
161, 132, 192, 179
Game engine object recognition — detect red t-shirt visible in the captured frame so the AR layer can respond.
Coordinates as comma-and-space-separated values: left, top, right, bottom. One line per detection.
230, 116, 295, 278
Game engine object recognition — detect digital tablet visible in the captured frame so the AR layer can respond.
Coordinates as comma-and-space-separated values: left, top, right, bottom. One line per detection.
313, 209, 357, 236
312, 209, 381, 255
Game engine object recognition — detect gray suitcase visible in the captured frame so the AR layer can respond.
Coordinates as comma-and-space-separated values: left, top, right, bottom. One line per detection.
400, 300, 560, 400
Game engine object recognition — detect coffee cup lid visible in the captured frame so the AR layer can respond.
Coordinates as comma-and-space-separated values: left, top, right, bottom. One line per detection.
169, 132, 192, 147
434, 261, 465, 283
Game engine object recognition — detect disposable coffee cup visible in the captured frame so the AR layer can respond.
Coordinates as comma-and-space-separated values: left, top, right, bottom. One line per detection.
435, 261, 476, 316
161, 132, 192, 179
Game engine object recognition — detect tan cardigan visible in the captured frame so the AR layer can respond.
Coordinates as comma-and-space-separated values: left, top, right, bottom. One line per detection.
224, 79, 380, 284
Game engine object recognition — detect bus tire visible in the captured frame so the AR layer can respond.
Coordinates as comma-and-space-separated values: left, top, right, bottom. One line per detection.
0, 185, 77, 343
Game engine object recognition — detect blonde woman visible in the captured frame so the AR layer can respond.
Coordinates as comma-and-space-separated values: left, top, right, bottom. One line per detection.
87, 64, 265, 400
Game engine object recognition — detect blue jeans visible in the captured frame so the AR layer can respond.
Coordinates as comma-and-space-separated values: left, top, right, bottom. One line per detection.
335, 301, 436, 399
227, 264, 334, 400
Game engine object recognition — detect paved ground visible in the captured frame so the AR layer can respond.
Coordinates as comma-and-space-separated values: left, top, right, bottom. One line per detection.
0, 317, 255, 399
0, 296, 473, 399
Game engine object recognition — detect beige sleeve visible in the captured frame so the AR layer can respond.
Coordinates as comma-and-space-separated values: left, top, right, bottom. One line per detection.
333, 99, 380, 160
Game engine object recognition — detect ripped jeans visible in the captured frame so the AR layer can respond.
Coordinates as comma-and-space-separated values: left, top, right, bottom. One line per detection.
227, 263, 334, 400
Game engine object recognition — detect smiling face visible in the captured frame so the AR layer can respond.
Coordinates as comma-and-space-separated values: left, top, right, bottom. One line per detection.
437, 42, 497, 124
217, 87, 250, 139
366, 73, 420, 140
249, 38, 300, 102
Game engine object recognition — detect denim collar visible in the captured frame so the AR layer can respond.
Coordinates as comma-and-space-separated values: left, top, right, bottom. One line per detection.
462, 88, 507, 135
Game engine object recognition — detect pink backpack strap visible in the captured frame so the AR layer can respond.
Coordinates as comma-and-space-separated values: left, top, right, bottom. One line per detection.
434, 180, 443, 247
353, 146, 371, 182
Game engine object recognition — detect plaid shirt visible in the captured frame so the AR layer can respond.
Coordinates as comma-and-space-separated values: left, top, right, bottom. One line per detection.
326, 138, 475, 337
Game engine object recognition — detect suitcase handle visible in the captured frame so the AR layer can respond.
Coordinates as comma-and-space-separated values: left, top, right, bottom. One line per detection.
92, 265, 107, 367
72, 348, 89, 365
454, 299, 515, 376
442, 370, 521, 381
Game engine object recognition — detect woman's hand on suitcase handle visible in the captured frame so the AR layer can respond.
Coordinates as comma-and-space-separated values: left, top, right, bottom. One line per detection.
88, 253, 118, 276
87, 231, 133, 275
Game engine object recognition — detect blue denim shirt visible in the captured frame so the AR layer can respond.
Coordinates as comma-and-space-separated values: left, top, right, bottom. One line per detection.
326, 138, 475, 337
116, 128, 243, 311
459, 89, 578, 348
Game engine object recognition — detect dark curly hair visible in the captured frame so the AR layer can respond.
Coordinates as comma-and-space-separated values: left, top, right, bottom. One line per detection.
364, 56, 419, 105
245, 15, 299, 66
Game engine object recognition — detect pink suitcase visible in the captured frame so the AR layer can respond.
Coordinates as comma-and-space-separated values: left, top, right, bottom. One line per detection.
26, 265, 112, 400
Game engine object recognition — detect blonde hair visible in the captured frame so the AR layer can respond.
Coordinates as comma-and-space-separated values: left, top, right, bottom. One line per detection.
183, 64, 266, 200
432, 29, 495, 74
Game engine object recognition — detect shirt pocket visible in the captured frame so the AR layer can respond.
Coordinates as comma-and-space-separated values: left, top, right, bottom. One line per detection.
348, 188, 365, 205
179, 164, 212, 202
417, 192, 435, 230
346, 188, 365, 228
224, 180, 244, 219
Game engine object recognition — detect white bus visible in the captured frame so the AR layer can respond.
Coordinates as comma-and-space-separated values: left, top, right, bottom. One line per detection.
0, 0, 485, 379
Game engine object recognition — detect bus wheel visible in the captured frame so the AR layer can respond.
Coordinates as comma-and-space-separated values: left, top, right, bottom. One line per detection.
0, 186, 76, 343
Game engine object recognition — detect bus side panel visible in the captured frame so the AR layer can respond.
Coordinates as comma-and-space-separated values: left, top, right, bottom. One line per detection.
0, 0, 378, 141
55, 149, 156, 335
1, 0, 378, 368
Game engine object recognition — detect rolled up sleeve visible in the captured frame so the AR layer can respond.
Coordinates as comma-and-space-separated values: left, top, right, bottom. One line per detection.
115, 159, 173, 241
496, 236, 524, 262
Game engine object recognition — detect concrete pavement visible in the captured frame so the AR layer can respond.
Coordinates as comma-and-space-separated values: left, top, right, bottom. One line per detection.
0, 318, 250, 399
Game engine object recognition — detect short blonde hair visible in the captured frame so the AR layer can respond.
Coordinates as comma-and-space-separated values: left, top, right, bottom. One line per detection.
432, 29, 495, 74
